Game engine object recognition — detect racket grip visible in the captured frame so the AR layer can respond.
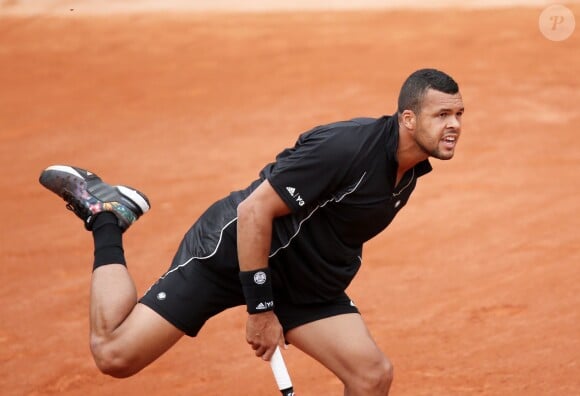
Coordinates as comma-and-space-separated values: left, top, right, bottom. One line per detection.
270, 346, 295, 395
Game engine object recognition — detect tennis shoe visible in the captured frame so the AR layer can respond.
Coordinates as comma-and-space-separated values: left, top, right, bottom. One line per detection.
39, 165, 150, 231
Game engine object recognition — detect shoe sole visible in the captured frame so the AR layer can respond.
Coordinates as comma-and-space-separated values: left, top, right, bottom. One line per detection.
117, 185, 150, 214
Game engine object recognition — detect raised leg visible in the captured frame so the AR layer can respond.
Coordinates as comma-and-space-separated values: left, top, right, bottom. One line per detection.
89, 265, 184, 377
39, 165, 185, 377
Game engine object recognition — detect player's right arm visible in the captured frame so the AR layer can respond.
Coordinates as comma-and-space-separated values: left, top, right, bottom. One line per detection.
237, 179, 291, 361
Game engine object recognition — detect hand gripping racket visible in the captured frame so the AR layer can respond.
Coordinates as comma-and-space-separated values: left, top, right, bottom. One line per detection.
270, 346, 295, 395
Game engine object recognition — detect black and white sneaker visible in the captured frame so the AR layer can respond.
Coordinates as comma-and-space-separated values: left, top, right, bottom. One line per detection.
39, 165, 150, 231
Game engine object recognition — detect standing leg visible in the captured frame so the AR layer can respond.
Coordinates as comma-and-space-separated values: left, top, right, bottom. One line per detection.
285, 313, 393, 395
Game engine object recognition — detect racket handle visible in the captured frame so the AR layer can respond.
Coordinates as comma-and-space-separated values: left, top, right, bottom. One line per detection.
270, 346, 295, 396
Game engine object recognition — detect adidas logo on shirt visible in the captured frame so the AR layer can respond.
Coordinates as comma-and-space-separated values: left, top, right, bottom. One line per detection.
285, 186, 305, 207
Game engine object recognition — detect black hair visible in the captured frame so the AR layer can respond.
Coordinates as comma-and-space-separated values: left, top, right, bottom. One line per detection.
397, 68, 459, 115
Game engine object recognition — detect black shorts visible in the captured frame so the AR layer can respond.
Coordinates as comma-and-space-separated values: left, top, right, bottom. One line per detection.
139, 256, 359, 337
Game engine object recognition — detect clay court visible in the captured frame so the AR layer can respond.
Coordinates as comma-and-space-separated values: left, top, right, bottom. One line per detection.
1, 1, 579, 395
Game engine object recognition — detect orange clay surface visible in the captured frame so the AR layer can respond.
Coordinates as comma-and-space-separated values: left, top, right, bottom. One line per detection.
1, 4, 579, 396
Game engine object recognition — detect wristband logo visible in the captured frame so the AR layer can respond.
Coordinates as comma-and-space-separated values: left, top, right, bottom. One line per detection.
253, 271, 267, 285
255, 301, 274, 311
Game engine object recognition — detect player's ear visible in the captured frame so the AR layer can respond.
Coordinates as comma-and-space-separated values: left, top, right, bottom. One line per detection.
401, 110, 416, 130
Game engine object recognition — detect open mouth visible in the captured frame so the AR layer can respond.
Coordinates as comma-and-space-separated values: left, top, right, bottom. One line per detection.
442, 134, 458, 149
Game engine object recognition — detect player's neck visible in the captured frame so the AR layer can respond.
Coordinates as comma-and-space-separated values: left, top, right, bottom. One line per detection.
396, 125, 428, 175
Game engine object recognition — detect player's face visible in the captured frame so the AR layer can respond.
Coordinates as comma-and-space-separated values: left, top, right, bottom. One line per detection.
414, 89, 464, 160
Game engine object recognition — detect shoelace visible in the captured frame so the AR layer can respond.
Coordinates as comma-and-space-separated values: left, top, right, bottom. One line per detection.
62, 190, 91, 219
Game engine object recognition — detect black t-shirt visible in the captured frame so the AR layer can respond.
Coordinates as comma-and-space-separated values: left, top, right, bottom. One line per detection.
192, 114, 432, 303
261, 114, 432, 302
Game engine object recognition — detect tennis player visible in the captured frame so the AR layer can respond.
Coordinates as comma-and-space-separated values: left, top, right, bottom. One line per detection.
40, 68, 464, 395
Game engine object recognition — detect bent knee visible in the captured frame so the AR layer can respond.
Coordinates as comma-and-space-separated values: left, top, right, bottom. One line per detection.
381, 357, 394, 387
348, 354, 394, 394
364, 355, 393, 392
90, 335, 143, 378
